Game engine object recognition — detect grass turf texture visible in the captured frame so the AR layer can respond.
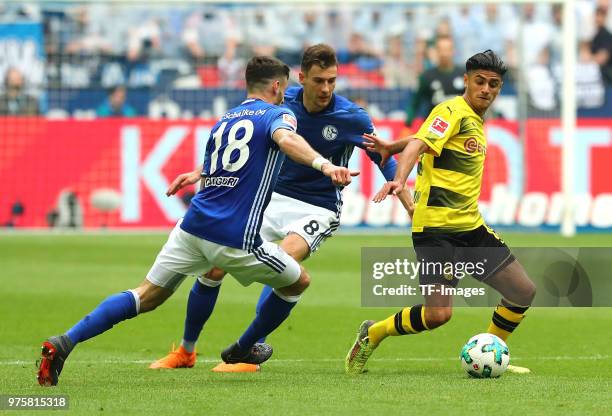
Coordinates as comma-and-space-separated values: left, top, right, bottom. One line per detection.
1, 233, 611, 415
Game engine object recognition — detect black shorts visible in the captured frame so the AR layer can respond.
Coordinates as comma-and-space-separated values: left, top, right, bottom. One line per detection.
411, 224, 515, 288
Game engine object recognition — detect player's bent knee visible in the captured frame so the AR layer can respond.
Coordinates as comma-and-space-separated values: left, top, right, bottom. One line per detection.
134, 281, 173, 313
205, 267, 226, 282
291, 270, 311, 295
520, 279, 537, 305
298, 268, 311, 292
278, 268, 310, 297
425, 307, 452, 329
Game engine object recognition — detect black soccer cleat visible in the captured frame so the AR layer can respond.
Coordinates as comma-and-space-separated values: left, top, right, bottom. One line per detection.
37, 335, 73, 386
221, 342, 273, 365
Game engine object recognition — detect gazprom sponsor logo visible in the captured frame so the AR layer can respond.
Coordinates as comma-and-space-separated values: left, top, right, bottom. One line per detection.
204, 176, 239, 188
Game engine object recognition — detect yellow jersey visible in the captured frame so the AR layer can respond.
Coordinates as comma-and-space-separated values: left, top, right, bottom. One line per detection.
412, 96, 487, 233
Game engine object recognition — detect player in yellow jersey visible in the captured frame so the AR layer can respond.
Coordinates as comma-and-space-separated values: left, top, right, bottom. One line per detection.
345, 50, 536, 375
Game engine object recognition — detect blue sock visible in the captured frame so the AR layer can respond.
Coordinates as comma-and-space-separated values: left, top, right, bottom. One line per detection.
66, 291, 138, 344
238, 291, 297, 350
254, 285, 273, 343
183, 279, 221, 345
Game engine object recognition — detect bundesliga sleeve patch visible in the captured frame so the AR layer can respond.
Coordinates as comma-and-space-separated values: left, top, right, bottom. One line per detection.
282, 113, 297, 131
428, 116, 450, 137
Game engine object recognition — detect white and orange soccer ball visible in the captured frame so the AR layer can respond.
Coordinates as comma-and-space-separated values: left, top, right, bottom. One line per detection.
460, 333, 510, 378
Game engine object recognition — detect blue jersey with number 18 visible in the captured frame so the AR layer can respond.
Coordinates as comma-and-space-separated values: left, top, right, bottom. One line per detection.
181, 98, 298, 251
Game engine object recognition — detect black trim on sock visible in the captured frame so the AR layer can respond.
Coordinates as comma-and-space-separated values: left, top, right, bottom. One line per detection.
409, 304, 426, 332
394, 311, 408, 335
501, 299, 529, 314
492, 312, 518, 333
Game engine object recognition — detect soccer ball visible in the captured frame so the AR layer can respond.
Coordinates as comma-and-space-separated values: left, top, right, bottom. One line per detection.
460, 333, 510, 378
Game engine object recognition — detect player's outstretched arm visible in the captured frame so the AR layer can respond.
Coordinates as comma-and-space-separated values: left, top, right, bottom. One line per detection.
396, 187, 415, 219
372, 139, 428, 203
166, 166, 203, 196
272, 129, 359, 186
362, 133, 416, 163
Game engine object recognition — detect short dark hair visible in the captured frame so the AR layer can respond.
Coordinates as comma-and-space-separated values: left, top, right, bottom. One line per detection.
301, 44, 338, 73
245, 56, 290, 91
465, 50, 507, 77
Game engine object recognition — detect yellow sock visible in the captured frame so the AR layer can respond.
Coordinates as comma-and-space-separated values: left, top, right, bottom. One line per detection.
487, 300, 529, 342
367, 304, 429, 346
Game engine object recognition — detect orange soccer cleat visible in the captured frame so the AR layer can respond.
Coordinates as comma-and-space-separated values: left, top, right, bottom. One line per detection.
149, 344, 196, 369
211, 362, 261, 373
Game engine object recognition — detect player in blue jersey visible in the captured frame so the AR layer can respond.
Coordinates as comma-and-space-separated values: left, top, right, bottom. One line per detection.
36, 56, 356, 387
149, 44, 414, 372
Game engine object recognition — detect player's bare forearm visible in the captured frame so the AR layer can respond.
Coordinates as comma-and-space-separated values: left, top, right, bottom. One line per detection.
362, 134, 416, 162
394, 139, 428, 184
396, 187, 415, 219
166, 166, 203, 196
273, 129, 321, 166
388, 136, 416, 155
273, 129, 358, 186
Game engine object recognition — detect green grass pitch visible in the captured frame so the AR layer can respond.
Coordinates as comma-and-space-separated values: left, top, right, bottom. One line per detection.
1, 232, 611, 415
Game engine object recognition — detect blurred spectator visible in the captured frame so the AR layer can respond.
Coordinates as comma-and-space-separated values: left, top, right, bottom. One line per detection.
591, 4, 612, 84
576, 41, 605, 108
449, 5, 481, 62
321, 8, 352, 53
96, 85, 136, 117
297, 8, 326, 49
353, 7, 394, 58
508, 3, 554, 69
182, 7, 240, 64
424, 19, 452, 67
87, 4, 136, 58
352, 95, 369, 110
0, 68, 40, 115
5, 200, 24, 228
549, 4, 564, 76
242, 8, 281, 57
382, 33, 415, 88
127, 15, 162, 62
338, 33, 381, 66
63, 6, 113, 56
597, 0, 612, 28
526, 48, 557, 112
217, 49, 245, 88
476, 4, 514, 61
405, 36, 464, 127
274, 6, 318, 65
0, 3, 40, 22
154, 7, 191, 60
390, 7, 422, 74
347, 94, 384, 119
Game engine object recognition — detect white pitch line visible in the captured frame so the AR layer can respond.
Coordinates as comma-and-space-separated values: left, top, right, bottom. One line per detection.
2, 355, 609, 366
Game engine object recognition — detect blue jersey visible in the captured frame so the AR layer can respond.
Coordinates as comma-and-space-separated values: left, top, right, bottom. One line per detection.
181, 98, 298, 250
275, 87, 397, 213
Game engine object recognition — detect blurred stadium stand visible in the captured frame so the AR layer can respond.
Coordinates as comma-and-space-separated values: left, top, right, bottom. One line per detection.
0, 1, 611, 120
1, 1, 612, 231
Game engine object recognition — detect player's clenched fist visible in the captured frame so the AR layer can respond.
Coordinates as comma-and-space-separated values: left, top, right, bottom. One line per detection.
321, 164, 359, 186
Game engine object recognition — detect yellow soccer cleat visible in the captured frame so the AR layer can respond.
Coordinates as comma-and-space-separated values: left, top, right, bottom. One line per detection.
507, 364, 531, 374
345, 320, 378, 375
149, 344, 196, 369
211, 362, 261, 373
